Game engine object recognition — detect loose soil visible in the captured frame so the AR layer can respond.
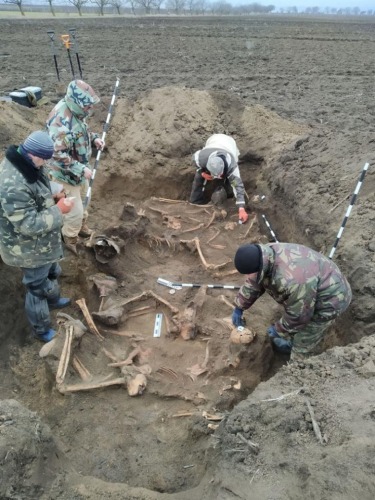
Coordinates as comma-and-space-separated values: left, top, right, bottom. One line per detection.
0, 14, 375, 500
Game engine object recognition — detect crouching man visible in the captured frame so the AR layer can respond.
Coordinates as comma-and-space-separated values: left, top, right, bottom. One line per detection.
232, 242, 352, 361
0, 131, 73, 342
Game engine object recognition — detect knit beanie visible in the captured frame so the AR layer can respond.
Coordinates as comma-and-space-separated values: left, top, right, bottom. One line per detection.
207, 154, 225, 177
234, 244, 263, 275
21, 131, 54, 160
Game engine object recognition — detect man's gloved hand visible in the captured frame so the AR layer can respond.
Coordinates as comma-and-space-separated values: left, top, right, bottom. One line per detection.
272, 337, 293, 354
267, 325, 280, 339
56, 197, 74, 214
201, 172, 214, 181
83, 166, 92, 179
238, 207, 249, 224
232, 307, 244, 327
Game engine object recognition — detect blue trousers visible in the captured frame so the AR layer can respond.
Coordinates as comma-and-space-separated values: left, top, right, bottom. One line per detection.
21, 262, 61, 336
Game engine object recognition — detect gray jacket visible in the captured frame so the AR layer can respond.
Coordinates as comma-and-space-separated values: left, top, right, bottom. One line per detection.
0, 146, 63, 268
192, 147, 246, 206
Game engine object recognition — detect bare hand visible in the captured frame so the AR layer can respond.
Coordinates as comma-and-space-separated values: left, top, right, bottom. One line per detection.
94, 138, 105, 151
83, 167, 92, 179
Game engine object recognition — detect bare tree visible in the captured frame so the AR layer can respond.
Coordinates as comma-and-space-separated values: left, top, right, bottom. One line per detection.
91, 0, 111, 15
166, 0, 186, 14
5, 0, 25, 16
111, 0, 123, 13
45, 0, 56, 16
68, 0, 90, 16
134, 0, 155, 14
153, 0, 164, 13
124, 0, 137, 14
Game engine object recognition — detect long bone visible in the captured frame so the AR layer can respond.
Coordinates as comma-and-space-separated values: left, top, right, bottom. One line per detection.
180, 237, 231, 270
76, 298, 104, 340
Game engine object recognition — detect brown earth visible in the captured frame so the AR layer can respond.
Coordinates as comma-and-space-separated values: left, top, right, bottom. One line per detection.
0, 14, 375, 500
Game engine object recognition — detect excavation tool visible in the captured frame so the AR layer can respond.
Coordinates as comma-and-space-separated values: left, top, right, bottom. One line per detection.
47, 30, 60, 81
68, 28, 83, 79
83, 77, 120, 209
157, 277, 241, 290
61, 34, 76, 78
328, 162, 369, 260
261, 214, 279, 242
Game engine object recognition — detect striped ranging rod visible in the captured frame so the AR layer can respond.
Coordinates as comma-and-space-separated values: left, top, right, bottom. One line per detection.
84, 77, 120, 208
328, 162, 369, 260
157, 278, 241, 290
261, 214, 279, 243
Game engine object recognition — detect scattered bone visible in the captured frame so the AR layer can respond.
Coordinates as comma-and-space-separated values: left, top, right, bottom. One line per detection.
56, 325, 74, 385
188, 217, 201, 223
179, 223, 204, 234
101, 347, 120, 363
180, 237, 230, 270
219, 295, 235, 310
108, 347, 142, 367
58, 376, 126, 394
306, 398, 326, 444
76, 298, 104, 341
208, 423, 219, 430
204, 211, 216, 229
72, 356, 92, 381
179, 286, 207, 340
56, 312, 87, 339
157, 366, 179, 380
151, 197, 186, 204
224, 222, 237, 230
237, 432, 260, 453
187, 341, 210, 378
127, 374, 147, 396
127, 305, 155, 318
90, 274, 118, 312
202, 411, 224, 421
171, 412, 196, 418
213, 269, 238, 279
104, 330, 145, 341
207, 229, 220, 244
242, 214, 258, 239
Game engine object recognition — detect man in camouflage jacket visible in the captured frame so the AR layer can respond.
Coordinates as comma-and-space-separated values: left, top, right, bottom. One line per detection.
190, 134, 249, 224
46, 80, 104, 254
232, 242, 352, 360
0, 131, 73, 342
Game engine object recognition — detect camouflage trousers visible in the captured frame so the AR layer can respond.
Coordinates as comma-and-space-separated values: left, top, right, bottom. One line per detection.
21, 262, 61, 335
285, 320, 334, 362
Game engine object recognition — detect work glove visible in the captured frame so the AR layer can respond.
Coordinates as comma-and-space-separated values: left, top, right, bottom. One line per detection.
238, 207, 249, 224
267, 325, 280, 339
232, 307, 244, 327
56, 197, 74, 215
83, 166, 92, 179
272, 337, 293, 354
201, 172, 214, 181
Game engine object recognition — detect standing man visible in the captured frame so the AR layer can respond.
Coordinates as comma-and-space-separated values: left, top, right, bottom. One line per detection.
0, 131, 73, 342
232, 242, 352, 361
46, 80, 104, 255
190, 133, 249, 223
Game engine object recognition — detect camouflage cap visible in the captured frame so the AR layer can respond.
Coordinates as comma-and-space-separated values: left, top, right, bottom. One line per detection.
66, 80, 100, 109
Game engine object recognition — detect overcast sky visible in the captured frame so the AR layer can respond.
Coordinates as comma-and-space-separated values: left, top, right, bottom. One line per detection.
264, 0, 373, 9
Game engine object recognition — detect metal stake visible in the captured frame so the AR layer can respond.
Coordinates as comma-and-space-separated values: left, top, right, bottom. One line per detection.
61, 34, 75, 79
69, 28, 83, 79
47, 30, 60, 81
